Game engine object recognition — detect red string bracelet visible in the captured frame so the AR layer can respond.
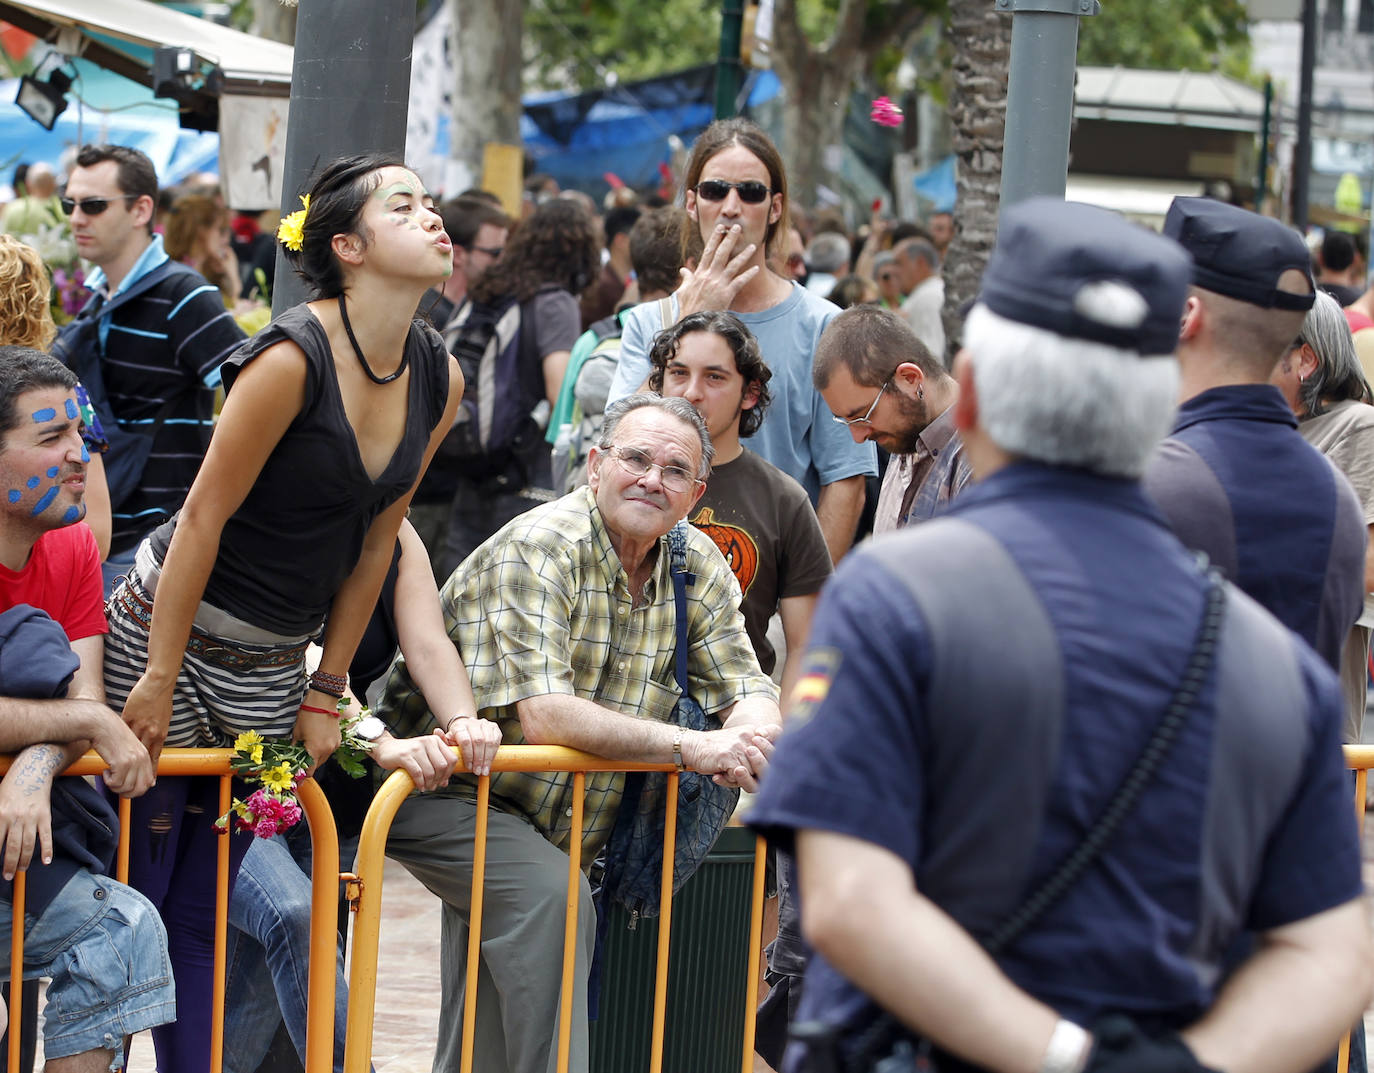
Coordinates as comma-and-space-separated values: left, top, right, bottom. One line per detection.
299, 703, 341, 719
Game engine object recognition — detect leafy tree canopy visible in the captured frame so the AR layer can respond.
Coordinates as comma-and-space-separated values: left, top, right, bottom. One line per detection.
1077, 0, 1253, 81
523, 0, 941, 93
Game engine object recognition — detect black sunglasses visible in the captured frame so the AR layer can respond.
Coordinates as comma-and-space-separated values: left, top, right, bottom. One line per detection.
60, 194, 139, 216
468, 244, 504, 258
695, 180, 771, 204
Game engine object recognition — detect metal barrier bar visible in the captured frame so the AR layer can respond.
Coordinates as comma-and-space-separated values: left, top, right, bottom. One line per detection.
0, 748, 340, 1072
459, 776, 491, 1073
557, 771, 586, 1073
1338, 745, 1374, 1073
345, 746, 768, 1073
649, 771, 680, 1073
344, 743, 1374, 1073
7, 863, 24, 1073
212, 773, 232, 1073
741, 833, 769, 1069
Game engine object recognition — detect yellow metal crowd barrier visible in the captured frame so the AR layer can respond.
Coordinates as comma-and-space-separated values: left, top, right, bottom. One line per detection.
1338, 744, 1374, 1073
0, 748, 340, 1073
343, 745, 770, 1073
3, 744, 1372, 1073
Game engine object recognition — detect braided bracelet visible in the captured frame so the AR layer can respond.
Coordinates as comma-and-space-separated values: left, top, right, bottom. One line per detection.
308, 669, 347, 698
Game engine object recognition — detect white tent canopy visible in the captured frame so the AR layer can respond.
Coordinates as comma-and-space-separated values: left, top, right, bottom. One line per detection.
0, 0, 292, 94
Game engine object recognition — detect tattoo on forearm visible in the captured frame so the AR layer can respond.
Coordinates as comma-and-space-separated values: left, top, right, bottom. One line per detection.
8, 746, 63, 798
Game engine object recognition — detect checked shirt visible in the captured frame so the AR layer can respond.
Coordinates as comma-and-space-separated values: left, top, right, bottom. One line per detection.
378, 486, 776, 858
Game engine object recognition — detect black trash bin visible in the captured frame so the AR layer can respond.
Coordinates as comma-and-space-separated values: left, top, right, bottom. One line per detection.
590, 826, 761, 1073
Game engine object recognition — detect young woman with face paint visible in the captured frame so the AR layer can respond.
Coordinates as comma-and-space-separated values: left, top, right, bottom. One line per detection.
99, 153, 495, 1073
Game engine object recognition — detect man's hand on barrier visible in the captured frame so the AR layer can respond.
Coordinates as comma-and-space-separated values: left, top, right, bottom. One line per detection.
675, 223, 760, 318
88, 704, 155, 796
440, 714, 502, 777
0, 743, 63, 880
119, 673, 175, 767
293, 694, 342, 774
684, 722, 781, 793
371, 730, 460, 791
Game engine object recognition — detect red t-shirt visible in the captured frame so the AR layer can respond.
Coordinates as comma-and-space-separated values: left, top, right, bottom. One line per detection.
0, 524, 106, 641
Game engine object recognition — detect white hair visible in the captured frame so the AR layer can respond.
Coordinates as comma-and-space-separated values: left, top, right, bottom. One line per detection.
963, 305, 1180, 478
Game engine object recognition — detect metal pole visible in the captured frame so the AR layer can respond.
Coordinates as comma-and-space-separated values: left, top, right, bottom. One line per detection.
715, 0, 745, 120
1293, 0, 1317, 231
1256, 77, 1273, 213
272, 0, 418, 314
996, 0, 1100, 215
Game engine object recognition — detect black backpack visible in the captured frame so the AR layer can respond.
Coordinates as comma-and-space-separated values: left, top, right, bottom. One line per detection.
50, 261, 201, 511
440, 288, 551, 487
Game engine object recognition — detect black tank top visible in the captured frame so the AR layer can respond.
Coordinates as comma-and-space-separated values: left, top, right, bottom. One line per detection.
151, 303, 449, 634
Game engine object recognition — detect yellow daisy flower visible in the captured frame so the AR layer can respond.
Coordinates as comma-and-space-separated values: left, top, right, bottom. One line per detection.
262, 763, 296, 794
276, 194, 310, 252
234, 729, 264, 754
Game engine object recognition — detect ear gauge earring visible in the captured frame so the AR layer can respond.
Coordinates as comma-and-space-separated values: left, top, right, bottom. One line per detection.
918, 385, 924, 401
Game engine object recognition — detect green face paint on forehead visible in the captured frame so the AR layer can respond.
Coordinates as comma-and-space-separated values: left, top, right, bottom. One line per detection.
373, 180, 424, 203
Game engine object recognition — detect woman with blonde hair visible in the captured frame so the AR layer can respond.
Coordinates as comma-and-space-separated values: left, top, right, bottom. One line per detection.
0, 234, 112, 554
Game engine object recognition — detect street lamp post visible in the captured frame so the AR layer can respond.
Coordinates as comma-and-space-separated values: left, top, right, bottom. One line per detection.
272, 0, 419, 314
995, 0, 1100, 218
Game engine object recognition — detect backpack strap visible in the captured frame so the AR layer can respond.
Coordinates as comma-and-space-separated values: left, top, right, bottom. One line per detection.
667, 522, 695, 695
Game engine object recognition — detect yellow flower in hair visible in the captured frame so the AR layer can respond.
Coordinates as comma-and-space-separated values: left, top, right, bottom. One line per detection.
276, 194, 310, 252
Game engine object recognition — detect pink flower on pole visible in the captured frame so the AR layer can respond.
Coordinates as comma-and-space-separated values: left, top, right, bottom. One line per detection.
870, 96, 903, 128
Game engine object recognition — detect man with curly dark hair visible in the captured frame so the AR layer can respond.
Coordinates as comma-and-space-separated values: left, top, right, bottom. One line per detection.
439, 197, 601, 574
648, 310, 831, 696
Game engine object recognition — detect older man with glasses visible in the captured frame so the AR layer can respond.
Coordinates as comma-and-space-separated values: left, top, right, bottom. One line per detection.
377, 392, 781, 1073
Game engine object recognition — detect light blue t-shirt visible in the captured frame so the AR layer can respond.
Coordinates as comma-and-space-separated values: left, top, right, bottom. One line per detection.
608, 285, 876, 502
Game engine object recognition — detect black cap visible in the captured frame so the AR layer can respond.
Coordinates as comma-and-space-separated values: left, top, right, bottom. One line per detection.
979, 198, 1191, 355
1163, 197, 1315, 312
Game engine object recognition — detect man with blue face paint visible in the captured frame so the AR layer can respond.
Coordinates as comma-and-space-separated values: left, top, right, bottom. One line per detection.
0, 344, 172, 1070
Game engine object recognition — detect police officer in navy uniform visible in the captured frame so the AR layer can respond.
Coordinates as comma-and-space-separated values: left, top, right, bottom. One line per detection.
1144, 197, 1365, 676
748, 198, 1371, 1073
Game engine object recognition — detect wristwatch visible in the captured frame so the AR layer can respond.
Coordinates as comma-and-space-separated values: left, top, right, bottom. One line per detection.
354, 715, 388, 742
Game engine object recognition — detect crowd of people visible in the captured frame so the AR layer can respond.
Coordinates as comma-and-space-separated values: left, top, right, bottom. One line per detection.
0, 116, 1370, 1073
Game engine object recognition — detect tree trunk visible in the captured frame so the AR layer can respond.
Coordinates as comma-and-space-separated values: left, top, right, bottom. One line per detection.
776, 55, 854, 211
449, 0, 524, 181
251, 0, 296, 44
772, 0, 867, 211
940, 0, 1011, 363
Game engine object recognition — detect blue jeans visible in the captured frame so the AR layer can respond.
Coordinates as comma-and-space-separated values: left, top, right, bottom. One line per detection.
224, 835, 364, 1073
1, 870, 176, 1066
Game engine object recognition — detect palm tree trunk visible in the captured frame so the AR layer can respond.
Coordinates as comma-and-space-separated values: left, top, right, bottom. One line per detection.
940, 0, 1011, 363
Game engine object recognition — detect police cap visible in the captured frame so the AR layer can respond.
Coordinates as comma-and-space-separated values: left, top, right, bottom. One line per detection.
979, 198, 1191, 355
1163, 196, 1315, 312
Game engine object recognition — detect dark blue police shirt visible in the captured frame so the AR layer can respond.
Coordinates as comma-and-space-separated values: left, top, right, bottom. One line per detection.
749, 461, 1359, 1050
1143, 384, 1365, 671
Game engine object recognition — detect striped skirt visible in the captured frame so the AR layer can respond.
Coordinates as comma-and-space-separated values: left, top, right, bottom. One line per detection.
103, 547, 316, 748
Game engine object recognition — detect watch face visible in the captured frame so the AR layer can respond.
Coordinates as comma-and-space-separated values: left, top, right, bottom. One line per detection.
355, 715, 386, 741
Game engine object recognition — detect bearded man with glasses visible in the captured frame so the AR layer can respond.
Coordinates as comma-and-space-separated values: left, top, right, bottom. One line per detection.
54, 143, 244, 587
606, 118, 877, 565
377, 391, 781, 1073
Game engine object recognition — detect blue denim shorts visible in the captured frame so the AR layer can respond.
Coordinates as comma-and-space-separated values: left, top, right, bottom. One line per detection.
1, 870, 175, 1065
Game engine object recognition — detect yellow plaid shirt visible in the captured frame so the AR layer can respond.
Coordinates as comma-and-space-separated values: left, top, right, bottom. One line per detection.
378, 487, 777, 857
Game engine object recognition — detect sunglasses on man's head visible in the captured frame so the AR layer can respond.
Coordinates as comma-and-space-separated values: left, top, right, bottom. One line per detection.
60, 194, 139, 216
695, 180, 772, 204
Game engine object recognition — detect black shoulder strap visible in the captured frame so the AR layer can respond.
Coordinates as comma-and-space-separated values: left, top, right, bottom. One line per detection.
668, 522, 695, 696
